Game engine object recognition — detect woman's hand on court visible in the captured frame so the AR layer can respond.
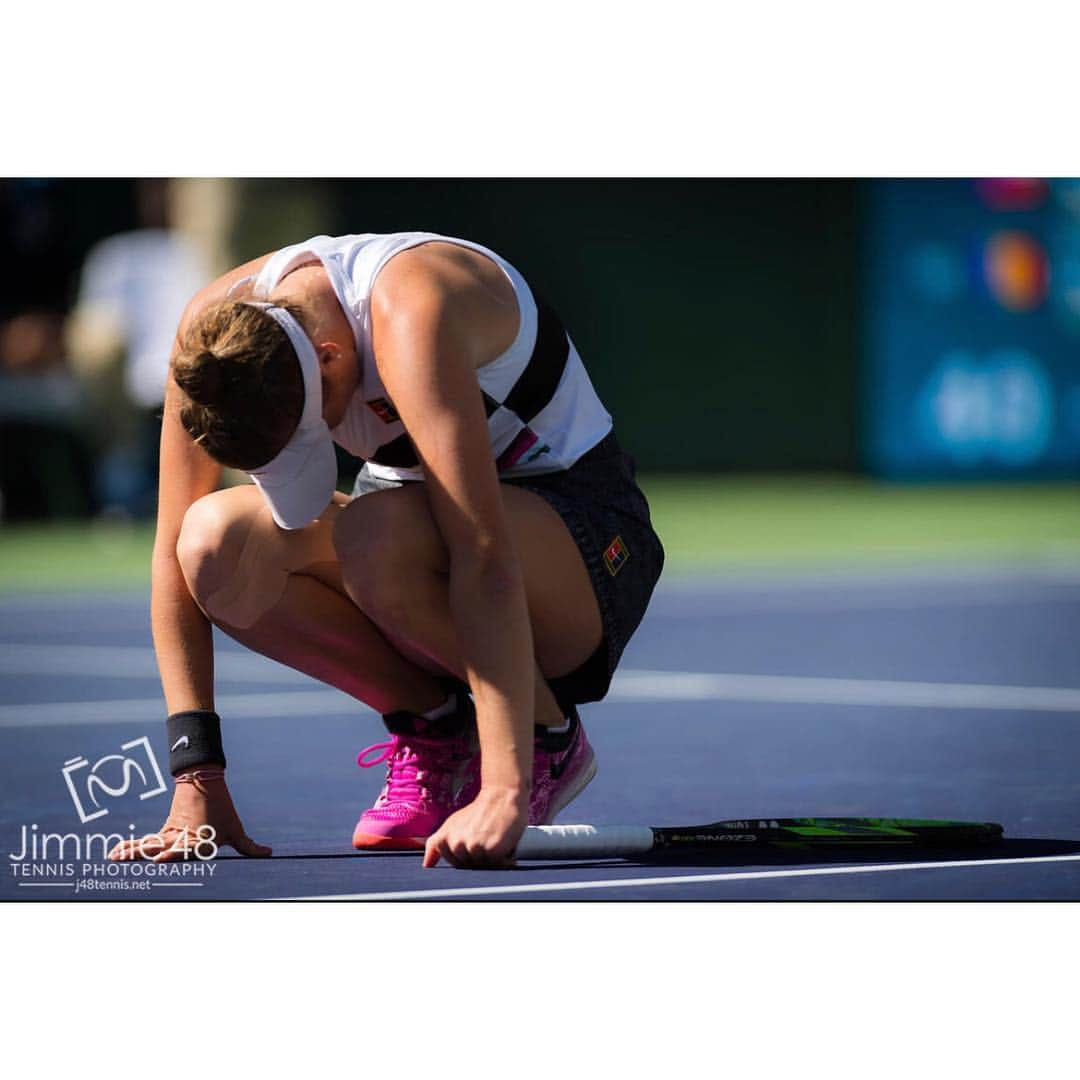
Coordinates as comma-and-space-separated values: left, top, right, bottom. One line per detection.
423, 787, 529, 869
106, 774, 271, 862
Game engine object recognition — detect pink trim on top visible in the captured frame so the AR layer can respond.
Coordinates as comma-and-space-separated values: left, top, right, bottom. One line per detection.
496, 427, 538, 472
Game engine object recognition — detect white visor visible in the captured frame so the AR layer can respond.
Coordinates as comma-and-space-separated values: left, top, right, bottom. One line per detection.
244, 303, 337, 530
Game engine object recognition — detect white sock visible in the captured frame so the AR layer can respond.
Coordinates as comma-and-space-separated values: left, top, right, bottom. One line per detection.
420, 693, 457, 722
543, 714, 571, 735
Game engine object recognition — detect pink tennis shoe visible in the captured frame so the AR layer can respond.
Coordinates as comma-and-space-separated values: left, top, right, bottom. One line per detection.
353, 699, 597, 850
352, 704, 478, 851
528, 708, 598, 824
451, 707, 597, 825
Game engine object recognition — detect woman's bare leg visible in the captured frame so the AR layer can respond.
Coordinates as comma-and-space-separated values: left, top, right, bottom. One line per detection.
332, 483, 603, 725
177, 487, 449, 716
177, 482, 604, 723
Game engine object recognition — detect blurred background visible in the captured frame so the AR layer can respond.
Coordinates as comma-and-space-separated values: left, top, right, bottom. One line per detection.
1, 178, 1077, 592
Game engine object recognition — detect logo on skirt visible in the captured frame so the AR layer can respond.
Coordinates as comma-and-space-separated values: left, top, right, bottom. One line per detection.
603, 536, 629, 577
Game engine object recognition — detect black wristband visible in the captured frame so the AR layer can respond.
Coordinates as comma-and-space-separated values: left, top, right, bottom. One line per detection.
167, 710, 226, 776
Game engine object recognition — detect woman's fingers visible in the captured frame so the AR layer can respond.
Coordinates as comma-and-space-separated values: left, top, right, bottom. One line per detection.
107, 826, 199, 862
151, 842, 188, 864
423, 831, 451, 868
109, 820, 272, 862
423, 800, 525, 869
149, 826, 272, 861
462, 844, 515, 870
230, 833, 272, 858
106, 840, 138, 861
108, 833, 168, 861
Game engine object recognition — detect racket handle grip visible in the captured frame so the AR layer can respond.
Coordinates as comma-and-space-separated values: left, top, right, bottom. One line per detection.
514, 824, 655, 860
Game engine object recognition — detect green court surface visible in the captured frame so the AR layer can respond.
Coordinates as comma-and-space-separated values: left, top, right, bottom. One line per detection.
1, 476, 1078, 594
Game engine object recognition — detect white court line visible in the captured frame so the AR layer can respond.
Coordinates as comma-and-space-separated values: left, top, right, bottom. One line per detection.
3, 669, 1080, 726
607, 671, 1080, 712
0, 644, 305, 684
6, 643, 1080, 713
0, 689, 357, 727
276, 853, 1080, 901
659, 558, 1080, 590
649, 585, 1080, 616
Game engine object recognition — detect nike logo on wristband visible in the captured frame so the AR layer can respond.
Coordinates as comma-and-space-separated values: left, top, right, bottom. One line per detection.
171, 735, 190, 752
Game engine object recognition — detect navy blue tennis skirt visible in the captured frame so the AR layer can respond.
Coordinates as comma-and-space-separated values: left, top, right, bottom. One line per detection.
351, 432, 665, 708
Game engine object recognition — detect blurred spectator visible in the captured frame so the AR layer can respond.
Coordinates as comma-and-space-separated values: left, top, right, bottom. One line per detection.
67, 179, 211, 517
0, 310, 95, 521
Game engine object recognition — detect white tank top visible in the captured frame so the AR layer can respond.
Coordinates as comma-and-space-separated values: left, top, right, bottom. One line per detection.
250, 232, 613, 482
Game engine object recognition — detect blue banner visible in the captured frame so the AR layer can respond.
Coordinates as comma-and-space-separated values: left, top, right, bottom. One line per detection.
864, 179, 1080, 478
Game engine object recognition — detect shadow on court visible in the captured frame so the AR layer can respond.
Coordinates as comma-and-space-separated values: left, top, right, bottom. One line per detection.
210, 837, 1080, 873
591, 837, 1080, 870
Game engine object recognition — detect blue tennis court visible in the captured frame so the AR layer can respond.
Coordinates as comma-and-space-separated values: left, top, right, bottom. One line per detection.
3, 561, 1078, 902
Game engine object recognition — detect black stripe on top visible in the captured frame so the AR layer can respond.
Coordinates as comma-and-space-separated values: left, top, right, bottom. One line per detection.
366, 391, 501, 470
500, 297, 569, 424
367, 288, 569, 470
366, 431, 419, 469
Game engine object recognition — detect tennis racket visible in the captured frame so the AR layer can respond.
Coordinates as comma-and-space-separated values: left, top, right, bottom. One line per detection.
513, 817, 1004, 860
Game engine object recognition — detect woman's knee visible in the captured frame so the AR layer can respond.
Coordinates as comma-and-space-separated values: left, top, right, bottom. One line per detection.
175, 487, 266, 616
333, 490, 442, 610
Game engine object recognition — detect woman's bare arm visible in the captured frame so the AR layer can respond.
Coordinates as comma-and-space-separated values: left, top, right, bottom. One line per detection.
108, 253, 281, 863
151, 376, 220, 712
370, 251, 534, 865
151, 252, 276, 712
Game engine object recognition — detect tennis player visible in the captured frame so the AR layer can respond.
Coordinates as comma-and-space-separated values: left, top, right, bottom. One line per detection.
106, 232, 663, 869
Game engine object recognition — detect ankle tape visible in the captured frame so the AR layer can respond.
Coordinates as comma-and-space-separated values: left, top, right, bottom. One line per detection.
536, 707, 578, 750
383, 692, 475, 738
383, 711, 466, 738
